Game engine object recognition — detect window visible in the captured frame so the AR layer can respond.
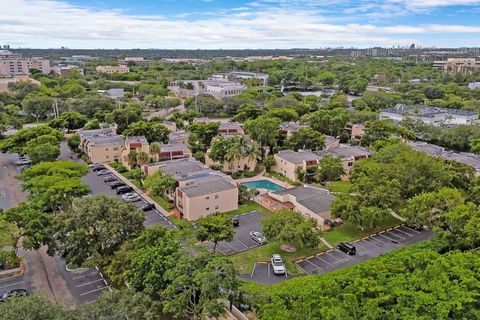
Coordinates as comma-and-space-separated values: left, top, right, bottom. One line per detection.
113, 146, 119, 151
105, 148, 109, 151
215, 205, 219, 210
206, 196, 209, 200
215, 195, 219, 199
347, 162, 353, 167
206, 207, 210, 211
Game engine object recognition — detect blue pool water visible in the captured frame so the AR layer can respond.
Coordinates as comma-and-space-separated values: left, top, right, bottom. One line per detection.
241, 180, 285, 191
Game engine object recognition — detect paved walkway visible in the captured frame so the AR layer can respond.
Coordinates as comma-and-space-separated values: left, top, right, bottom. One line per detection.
320, 237, 334, 249
103, 163, 172, 217
388, 208, 406, 222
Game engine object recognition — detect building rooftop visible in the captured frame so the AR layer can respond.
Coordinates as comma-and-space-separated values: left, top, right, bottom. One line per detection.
280, 122, 306, 133
276, 150, 321, 165
153, 158, 205, 177
169, 130, 190, 142
272, 186, 335, 215
79, 128, 115, 139
125, 136, 148, 145
320, 145, 372, 160
382, 103, 478, 117
89, 135, 125, 147
180, 177, 236, 197
159, 143, 190, 153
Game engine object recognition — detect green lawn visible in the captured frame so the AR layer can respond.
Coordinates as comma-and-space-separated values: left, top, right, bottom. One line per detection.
326, 181, 352, 193
223, 202, 273, 217
322, 215, 402, 246
230, 241, 327, 275
151, 195, 174, 211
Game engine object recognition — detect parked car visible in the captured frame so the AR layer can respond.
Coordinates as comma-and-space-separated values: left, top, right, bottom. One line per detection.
249, 231, 266, 245
110, 182, 126, 189
15, 159, 32, 166
104, 176, 118, 183
140, 203, 155, 211
271, 254, 286, 275
0, 289, 29, 302
337, 242, 356, 255
405, 222, 424, 231
92, 165, 106, 172
125, 195, 141, 202
232, 217, 240, 227
89, 163, 100, 168
116, 186, 133, 194
96, 170, 110, 176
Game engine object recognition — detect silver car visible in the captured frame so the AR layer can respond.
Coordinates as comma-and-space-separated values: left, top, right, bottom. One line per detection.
271, 254, 286, 275
249, 231, 266, 245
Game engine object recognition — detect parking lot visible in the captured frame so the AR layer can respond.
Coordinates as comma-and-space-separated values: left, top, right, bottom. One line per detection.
0, 273, 32, 297
241, 261, 294, 285
208, 210, 266, 255
296, 225, 433, 275
84, 168, 176, 230
60, 263, 111, 305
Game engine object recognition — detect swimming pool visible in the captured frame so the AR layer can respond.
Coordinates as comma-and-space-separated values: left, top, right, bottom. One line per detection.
240, 180, 285, 191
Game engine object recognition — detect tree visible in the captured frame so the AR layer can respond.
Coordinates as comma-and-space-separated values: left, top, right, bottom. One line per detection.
262, 210, 321, 249
307, 107, 349, 136
143, 171, 176, 199
127, 150, 138, 168
105, 104, 142, 133
316, 156, 345, 183
137, 151, 150, 166
149, 142, 161, 160
67, 134, 81, 151
347, 78, 368, 95
238, 184, 257, 205
196, 214, 235, 252
24, 142, 60, 164
244, 116, 280, 159
162, 252, 239, 320
22, 96, 54, 122
267, 107, 299, 122
123, 121, 169, 144
317, 71, 336, 86
48, 195, 144, 266
188, 122, 220, 154
232, 103, 264, 122
0, 293, 67, 320
0, 125, 62, 153
285, 127, 325, 151
471, 138, 480, 154
49, 111, 87, 132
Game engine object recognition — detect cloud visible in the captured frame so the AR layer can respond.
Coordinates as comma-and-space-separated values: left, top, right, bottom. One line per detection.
1, 0, 480, 48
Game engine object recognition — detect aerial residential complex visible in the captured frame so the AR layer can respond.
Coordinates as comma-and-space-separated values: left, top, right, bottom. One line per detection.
380, 103, 478, 126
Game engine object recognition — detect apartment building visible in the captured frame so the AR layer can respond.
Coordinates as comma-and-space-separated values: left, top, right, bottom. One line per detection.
380, 103, 478, 126
79, 128, 124, 163
118, 57, 152, 66
52, 65, 84, 77
161, 121, 177, 132
176, 177, 238, 220
96, 65, 130, 74
121, 136, 150, 170
26, 57, 51, 74
219, 122, 244, 136
258, 186, 335, 224
434, 58, 480, 73
279, 122, 306, 138
169, 131, 190, 145
0, 51, 50, 76
273, 150, 321, 181
344, 123, 365, 141
324, 136, 341, 151
317, 145, 372, 175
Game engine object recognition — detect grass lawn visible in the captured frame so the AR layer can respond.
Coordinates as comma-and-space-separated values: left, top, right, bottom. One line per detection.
230, 241, 327, 275
223, 202, 273, 217
151, 195, 174, 211
326, 181, 352, 193
323, 215, 401, 246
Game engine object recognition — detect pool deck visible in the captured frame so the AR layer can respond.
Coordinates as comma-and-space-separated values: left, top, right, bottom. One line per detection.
235, 175, 294, 190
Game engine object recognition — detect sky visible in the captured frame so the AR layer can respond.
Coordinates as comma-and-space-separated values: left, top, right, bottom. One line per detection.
1, 0, 480, 49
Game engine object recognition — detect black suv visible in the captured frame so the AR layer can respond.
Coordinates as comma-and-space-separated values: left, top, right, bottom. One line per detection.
232, 217, 240, 227
92, 165, 106, 172
110, 182, 126, 189
337, 242, 356, 255
140, 203, 155, 211
104, 176, 118, 183
116, 186, 134, 194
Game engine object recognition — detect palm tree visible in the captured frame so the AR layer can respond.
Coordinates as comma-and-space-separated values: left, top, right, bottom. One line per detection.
149, 142, 161, 161
127, 150, 138, 168
137, 151, 150, 167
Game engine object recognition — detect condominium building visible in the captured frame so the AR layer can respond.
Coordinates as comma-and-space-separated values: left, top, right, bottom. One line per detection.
273, 150, 321, 181
79, 128, 124, 163
169, 131, 190, 145
25, 57, 51, 74
0, 51, 50, 76
121, 136, 150, 170
96, 65, 130, 74
434, 58, 480, 73
219, 122, 244, 136
316, 145, 372, 175
380, 103, 478, 126
344, 123, 365, 141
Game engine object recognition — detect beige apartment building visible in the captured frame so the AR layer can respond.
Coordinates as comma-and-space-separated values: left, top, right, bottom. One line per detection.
176, 177, 238, 220
320, 145, 372, 175
121, 136, 150, 170
0, 76, 39, 93
96, 65, 130, 74
344, 123, 365, 141
0, 50, 50, 76
26, 57, 51, 74
434, 58, 480, 73
205, 152, 257, 173
79, 128, 124, 163
273, 150, 321, 181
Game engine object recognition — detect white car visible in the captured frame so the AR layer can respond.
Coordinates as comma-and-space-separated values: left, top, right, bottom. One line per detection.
249, 231, 266, 245
121, 192, 137, 199
122, 193, 141, 202
271, 254, 286, 275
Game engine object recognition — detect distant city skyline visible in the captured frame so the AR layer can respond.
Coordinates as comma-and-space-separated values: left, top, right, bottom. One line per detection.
2, 0, 480, 49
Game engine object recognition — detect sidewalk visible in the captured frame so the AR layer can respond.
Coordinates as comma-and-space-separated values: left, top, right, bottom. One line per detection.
103, 163, 172, 217
388, 208, 406, 222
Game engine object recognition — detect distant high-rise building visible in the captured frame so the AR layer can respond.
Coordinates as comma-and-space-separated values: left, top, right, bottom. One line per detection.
410, 43, 415, 49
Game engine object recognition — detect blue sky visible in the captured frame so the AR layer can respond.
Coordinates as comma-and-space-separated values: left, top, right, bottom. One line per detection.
2, 0, 480, 49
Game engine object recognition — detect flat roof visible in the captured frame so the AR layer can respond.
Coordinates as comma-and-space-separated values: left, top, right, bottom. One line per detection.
179, 177, 236, 197
276, 150, 321, 165
321, 145, 372, 159
272, 186, 335, 215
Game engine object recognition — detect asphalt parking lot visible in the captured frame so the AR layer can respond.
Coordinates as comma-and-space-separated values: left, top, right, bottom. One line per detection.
0, 273, 32, 296
59, 263, 111, 305
241, 261, 294, 285
296, 225, 433, 276
84, 169, 176, 230
208, 210, 266, 255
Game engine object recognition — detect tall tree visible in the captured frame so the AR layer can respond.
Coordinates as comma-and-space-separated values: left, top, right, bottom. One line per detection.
285, 127, 325, 151
196, 214, 235, 252
316, 155, 345, 183
244, 116, 280, 159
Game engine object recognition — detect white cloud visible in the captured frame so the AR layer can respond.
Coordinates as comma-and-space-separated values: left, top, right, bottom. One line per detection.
1, 0, 480, 48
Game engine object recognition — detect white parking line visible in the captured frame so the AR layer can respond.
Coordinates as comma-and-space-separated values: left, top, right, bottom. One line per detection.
377, 233, 400, 243
361, 238, 383, 249
354, 240, 379, 251
76, 278, 105, 288
304, 258, 324, 272
400, 225, 420, 234
296, 263, 311, 275
387, 230, 407, 239
0, 281, 24, 290
72, 271, 99, 280
368, 236, 391, 245
395, 227, 415, 236
314, 255, 335, 267
250, 263, 257, 278
79, 286, 109, 296
235, 238, 250, 249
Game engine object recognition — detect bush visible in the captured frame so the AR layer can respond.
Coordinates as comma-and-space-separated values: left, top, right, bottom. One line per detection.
67, 134, 81, 151
110, 162, 127, 173
231, 170, 257, 179
0, 250, 21, 270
